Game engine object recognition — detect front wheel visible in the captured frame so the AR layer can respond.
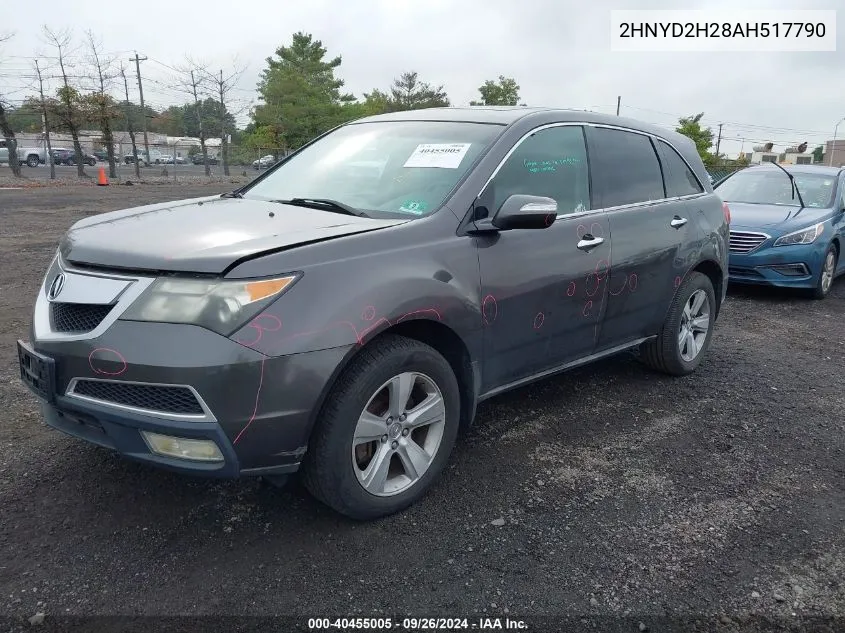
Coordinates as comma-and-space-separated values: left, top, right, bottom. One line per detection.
302, 335, 461, 520
639, 272, 716, 376
812, 243, 838, 300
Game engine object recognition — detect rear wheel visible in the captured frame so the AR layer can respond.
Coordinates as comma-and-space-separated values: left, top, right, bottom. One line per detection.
812, 243, 838, 300
639, 272, 716, 376
26, 155, 39, 168
302, 335, 460, 520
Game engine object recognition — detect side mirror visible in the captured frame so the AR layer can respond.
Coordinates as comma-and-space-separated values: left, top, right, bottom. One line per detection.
490, 194, 558, 230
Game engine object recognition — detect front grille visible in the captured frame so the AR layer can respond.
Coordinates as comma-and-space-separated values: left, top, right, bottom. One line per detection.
729, 230, 768, 254
50, 302, 113, 333
71, 380, 205, 415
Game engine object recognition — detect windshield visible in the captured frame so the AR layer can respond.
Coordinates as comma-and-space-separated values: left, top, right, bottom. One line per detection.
715, 170, 837, 208
243, 120, 503, 218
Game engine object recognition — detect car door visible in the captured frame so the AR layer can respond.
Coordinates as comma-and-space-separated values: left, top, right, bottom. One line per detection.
473, 124, 611, 391
586, 125, 701, 351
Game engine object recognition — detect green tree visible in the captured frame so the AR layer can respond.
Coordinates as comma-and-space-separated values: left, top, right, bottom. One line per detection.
675, 113, 714, 163
470, 75, 521, 106
252, 32, 354, 150
5, 100, 43, 133
812, 145, 824, 163
384, 71, 449, 111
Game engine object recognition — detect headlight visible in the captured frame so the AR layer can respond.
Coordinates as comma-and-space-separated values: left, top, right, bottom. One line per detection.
773, 223, 824, 247
120, 274, 299, 335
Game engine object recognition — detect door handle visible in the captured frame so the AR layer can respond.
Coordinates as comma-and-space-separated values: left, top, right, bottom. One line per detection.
577, 235, 605, 251
670, 216, 688, 229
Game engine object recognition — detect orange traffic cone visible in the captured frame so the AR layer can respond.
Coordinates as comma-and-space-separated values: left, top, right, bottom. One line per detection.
97, 167, 109, 186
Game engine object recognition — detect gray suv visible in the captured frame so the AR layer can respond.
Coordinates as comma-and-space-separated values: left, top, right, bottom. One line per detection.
18, 107, 729, 519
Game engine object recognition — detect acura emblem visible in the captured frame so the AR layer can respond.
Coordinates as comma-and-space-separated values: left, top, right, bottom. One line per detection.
47, 273, 65, 301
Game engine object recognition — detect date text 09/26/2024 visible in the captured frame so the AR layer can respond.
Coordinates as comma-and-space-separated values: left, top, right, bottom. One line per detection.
308, 617, 528, 630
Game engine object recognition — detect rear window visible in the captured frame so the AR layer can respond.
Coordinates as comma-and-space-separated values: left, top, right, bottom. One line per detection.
715, 170, 837, 208
656, 139, 703, 197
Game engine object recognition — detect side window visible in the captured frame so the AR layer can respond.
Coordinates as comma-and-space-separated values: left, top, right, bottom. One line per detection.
485, 125, 590, 217
656, 139, 704, 197
590, 127, 664, 208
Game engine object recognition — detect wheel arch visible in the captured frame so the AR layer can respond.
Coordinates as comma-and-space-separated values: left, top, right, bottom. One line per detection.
305, 318, 477, 446
691, 258, 724, 318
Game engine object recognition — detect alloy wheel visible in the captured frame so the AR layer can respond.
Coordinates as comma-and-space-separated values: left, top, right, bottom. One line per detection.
678, 289, 710, 362
351, 372, 446, 497
821, 250, 836, 295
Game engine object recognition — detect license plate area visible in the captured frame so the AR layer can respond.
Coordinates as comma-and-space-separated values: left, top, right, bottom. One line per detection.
17, 340, 56, 403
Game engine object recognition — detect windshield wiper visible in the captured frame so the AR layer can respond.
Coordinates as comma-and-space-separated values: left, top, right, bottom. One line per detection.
275, 197, 369, 218
770, 162, 805, 210
220, 191, 243, 198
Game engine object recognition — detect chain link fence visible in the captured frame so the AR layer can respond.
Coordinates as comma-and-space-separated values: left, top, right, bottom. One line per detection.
1, 142, 295, 183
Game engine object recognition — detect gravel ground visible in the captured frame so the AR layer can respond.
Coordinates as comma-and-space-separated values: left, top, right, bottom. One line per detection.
0, 184, 843, 631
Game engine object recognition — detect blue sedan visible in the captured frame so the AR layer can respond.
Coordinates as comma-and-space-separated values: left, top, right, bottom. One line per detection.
715, 164, 845, 299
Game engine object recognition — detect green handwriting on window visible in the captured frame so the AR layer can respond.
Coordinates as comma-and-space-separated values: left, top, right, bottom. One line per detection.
523, 157, 582, 173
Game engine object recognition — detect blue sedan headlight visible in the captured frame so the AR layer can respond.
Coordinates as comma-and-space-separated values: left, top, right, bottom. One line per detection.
773, 222, 824, 247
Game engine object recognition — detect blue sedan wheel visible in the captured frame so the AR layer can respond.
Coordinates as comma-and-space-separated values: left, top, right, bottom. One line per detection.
813, 244, 838, 300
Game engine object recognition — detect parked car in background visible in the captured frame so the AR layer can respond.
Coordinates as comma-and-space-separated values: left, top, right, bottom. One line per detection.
191, 153, 219, 165
715, 163, 845, 299
66, 150, 98, 167
252, 154, 276, 169
92, 149, 109, 162
0, 140, 48, 167
123, 150, 148, 167
17, 107, 728, 520
52, 148, 97, 166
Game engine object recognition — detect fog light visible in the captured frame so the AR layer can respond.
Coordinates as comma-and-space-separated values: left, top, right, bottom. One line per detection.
142, 431, 224, 462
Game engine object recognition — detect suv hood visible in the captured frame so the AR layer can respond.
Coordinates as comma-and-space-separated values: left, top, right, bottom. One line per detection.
60, 195, 409, 274
727, 202, 832, 232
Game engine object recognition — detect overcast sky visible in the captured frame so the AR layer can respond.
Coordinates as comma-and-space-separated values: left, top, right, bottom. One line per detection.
2, 0, 843, 157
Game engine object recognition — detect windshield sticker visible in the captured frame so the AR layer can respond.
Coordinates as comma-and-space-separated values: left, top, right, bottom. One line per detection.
398, 200, 429, 215
524, 157, 582, 173
403, 143, 472, 169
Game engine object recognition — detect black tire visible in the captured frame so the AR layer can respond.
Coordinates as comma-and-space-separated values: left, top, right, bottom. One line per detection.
811, 243, 838, 300
26, 155, 39, 168
87, 158, 96, 166
302, 334, 461, 520
639, 271, 716, 376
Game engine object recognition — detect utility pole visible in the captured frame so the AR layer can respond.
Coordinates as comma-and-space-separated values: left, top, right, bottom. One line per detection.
715, 123, 723, 163
616, 96, 621, 116
131, 52, 150, 165
120, 63, 141, 179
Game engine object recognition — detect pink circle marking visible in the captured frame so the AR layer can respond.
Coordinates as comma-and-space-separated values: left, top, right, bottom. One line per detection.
482, 294, 498, 325
533, 312, 545, 330
88, 347, 128, 376
582, 301, 593, 317
566, 281, 576, 297
361, 305, 376, 321
629, 273, 639, 291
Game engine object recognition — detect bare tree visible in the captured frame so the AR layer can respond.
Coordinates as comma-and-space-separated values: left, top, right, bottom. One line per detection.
172, 58, 212, 176
202, 61, 247, 176
86, 30, 118, 178
43, 26, 86, 178
0, 32, 23, 177
119, 63, 140, 179
33, 59, 56, 180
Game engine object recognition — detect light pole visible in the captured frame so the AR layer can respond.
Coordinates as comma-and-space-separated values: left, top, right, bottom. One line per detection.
829, 117, 845, 166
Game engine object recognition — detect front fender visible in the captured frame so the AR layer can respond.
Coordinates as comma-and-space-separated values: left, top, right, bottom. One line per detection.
228, 247, 482, 361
